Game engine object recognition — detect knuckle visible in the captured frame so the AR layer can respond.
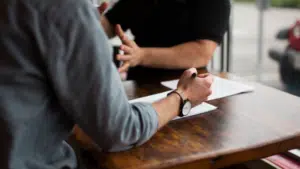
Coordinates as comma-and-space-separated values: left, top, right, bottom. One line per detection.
204, 78, 212, 87
191, 67, 197, 72
208, 75, 214, 84
184, 69, 192, 76
189, 68, 196, 74
203, 79, 210, 86
186, 68, 196, 75
207, 89, 212, 96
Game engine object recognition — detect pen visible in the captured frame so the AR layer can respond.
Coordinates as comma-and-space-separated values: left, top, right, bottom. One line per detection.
191, 73, 197, 78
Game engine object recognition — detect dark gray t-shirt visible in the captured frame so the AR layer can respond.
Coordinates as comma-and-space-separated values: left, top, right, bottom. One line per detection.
0, 0, 158, 169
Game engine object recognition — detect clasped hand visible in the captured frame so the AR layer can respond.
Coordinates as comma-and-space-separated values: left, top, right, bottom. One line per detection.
177, 68, 213, 107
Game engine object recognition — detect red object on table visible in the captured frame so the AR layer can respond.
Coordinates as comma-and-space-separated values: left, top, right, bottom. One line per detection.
265, 154, 300, 169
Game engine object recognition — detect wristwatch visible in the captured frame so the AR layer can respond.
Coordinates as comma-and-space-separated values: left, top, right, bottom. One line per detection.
167, 90, 192, 117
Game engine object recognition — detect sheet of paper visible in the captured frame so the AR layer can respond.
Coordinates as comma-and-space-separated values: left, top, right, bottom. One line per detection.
161, 76, 254, 101
129, 91, 217, 120
289, 149, 300, 158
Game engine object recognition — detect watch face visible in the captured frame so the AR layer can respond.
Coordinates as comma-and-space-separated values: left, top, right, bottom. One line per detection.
182, 101, 192, 116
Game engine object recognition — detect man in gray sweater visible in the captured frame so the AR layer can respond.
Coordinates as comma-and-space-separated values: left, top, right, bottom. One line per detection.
0, 0, 213, 169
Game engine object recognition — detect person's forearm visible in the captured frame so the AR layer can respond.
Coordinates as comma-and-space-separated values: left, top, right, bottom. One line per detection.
100, 16, 115, 38
141, 41, 216, 69
152, 93, 181, 129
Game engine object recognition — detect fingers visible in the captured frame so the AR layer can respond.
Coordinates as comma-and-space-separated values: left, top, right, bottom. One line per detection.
206, 88, 212, 96
117, 54, 132, 61
197, 73, 209, 78
118, 62, 130, 73
115, 24, 136, 46
120, 45, 133, 54
202, 75, 213, 97
98, 2, 108, 14
195, 73, 214, 88
203, 74, 214, 87
121, 35, 136, 47
183, 68, 198, 77
188, 68, 198, 76
115, 24, 125, 39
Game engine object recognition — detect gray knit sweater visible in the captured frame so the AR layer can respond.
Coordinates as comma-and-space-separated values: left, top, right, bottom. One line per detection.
0, 0, 158, 168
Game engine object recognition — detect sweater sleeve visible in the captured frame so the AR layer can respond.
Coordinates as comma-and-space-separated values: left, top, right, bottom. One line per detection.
43, 0, 158, 152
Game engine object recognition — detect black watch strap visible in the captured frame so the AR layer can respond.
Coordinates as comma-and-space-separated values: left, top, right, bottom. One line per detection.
167, 90, 185, 116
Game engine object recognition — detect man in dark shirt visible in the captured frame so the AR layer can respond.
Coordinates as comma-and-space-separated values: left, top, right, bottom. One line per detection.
101, 0, 231, 80
0, 0, 213, 169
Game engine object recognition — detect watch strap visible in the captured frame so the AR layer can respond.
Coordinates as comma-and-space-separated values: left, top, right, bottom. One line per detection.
167, 90, 185, 116
167, 90, 183, 104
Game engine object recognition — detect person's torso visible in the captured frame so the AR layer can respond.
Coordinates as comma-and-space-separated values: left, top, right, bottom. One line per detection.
120, 0, 213, 80
128, 0, 192, 47
0, 0, 76, 168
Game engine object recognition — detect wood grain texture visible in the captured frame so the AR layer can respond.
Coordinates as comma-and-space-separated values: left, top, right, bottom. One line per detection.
72, 72, 300, 169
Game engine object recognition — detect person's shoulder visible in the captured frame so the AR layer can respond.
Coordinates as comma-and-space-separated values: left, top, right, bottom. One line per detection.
215, 0, 231, 9
192, 0, 231, 14
31, 0, 94, 23
212, 0, 231, 9
189, 0, 230, 8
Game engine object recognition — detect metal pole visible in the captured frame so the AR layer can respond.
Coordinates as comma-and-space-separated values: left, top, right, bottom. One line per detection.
226, 0, 233, 72
226, 22, 232, 72
220, 37, 225, 72
257, 8, 264, 81
210, 55, 214, 71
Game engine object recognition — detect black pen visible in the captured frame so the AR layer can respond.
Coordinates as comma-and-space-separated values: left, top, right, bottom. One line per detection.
191, 73, 197, 78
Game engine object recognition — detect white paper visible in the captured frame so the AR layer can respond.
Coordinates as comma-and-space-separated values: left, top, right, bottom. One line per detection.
161, 76, 254, 101
129, 91, 217, 120
289, 149, 300, 158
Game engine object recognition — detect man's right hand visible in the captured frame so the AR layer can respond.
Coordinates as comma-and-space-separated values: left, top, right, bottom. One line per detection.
177, 68, 213, 107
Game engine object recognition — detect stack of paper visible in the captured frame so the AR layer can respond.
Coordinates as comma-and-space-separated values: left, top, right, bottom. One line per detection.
129, 76, 254, 120
129, 91, 217, 121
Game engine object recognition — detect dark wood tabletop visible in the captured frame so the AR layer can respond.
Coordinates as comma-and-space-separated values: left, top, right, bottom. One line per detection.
71, 72, 300, 169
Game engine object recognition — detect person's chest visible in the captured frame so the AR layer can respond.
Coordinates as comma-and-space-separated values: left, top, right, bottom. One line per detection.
129, 0, 192, 47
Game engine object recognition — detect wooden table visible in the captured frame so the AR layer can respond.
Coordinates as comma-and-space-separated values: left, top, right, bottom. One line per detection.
71, 72, 300, 169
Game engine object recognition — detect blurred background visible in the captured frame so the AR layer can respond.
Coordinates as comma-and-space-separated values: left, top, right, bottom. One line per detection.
104, 0, 300, 96
212, 0, 300, 96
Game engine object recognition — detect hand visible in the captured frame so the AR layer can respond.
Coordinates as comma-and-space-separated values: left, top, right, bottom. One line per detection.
115, 24, 145, 73
177, 68, 213, 107
97, 2, 109, 15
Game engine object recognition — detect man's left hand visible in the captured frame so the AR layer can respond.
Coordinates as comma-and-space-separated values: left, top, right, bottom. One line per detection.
97, 2, 109, 14
115, 24, 145, 73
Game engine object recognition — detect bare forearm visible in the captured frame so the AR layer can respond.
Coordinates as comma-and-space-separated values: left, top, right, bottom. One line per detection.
152, 93, 181, 129
100, 16, 115, 38
141, 41, 216, 69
